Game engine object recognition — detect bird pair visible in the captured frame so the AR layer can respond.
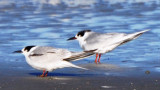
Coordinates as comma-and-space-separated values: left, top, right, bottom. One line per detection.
14, 29, 149, 77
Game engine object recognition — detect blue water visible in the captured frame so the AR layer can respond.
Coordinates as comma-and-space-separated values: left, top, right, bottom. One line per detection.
0, 0, 160, 76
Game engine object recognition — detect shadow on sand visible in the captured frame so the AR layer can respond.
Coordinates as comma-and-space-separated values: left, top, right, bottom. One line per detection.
29, 72, 98, 77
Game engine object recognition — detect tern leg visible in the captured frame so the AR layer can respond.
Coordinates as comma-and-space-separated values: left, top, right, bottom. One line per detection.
40, 70, 46, 77
45, 71, 48, 77
98, 54, 102, 63
95, 53, 99, 63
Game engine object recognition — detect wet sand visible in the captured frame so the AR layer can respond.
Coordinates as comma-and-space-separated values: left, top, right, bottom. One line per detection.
0, 62, 160, 90
1, 75, 159, 90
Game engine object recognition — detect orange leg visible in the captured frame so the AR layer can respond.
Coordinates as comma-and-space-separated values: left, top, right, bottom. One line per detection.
95, 54, 99, 63
45, 71, 48, 77
98, 54, 101, 63
40, 70, 46, 77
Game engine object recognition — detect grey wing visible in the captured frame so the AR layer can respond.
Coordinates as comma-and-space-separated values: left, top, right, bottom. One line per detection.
86, 32, 127, 44
63, 49, 96, 61
28, 46, 57, 62
84, 32, 126, 50
30, 46, 56, 56
29, 46, 72, 60
85, 33, 112, 43
28, 47, 73, 66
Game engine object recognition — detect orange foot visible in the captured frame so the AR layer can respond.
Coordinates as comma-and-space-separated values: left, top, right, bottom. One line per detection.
39, 70, 48, 77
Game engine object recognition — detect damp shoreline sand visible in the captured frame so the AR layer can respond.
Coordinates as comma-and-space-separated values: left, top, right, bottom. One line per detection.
0, 62, 160, 90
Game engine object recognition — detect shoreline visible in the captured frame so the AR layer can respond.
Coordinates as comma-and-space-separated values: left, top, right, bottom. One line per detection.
0, 62, 160, 90
0, 74, 159, 90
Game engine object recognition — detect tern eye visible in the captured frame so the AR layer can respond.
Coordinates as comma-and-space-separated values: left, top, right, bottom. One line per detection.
77, 34, 82, 37
77, 30, 91, 37
77, 31, 85, 37
24, 46, 35, 52
24, 49, 29, 52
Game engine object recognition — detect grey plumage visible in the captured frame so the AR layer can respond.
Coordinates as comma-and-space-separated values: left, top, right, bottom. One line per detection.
14, 46, 95, 75
68, 29, 149, 63
74, 29, 149, 53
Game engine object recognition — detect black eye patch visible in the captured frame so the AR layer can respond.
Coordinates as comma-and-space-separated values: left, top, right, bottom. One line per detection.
77, 30, 91, 37
24, 46, 36, 52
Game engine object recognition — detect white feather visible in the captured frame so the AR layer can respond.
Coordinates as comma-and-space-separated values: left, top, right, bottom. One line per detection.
20, 46, 91, 72
75, 29, 149, 54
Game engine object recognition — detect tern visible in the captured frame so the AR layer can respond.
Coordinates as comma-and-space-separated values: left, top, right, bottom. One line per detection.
14, 46, 95, 77
68, 29, 149, 63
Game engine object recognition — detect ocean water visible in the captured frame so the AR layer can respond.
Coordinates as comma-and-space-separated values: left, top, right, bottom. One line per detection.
0, 0, 160, 76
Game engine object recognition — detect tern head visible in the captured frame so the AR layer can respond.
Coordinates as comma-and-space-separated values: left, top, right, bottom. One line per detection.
14, 46, 36, 55
67, 30, 91, 41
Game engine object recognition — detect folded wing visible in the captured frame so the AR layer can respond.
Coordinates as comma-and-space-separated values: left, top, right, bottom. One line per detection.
63, 50, 96, 61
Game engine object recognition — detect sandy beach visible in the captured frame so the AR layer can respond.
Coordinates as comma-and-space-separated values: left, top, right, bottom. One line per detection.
0, 62, 159, 90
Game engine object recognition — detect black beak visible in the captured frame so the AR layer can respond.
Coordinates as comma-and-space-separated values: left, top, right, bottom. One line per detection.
67, 37, 77, 41
13, 50, 22, 53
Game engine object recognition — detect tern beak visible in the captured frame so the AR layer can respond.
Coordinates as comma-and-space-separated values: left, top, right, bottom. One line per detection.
13, 50, 22, 53
67, 37, 77, 40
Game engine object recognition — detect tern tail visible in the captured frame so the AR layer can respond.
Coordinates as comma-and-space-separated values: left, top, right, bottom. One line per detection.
69, 63, 88, 70
128, 29, 150, 39
60, 61, 88, 70
118, 29, 150, 45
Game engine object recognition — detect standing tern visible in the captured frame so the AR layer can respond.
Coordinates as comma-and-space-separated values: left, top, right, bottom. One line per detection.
68, 29, 149, 63
14, 46, 95, 77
